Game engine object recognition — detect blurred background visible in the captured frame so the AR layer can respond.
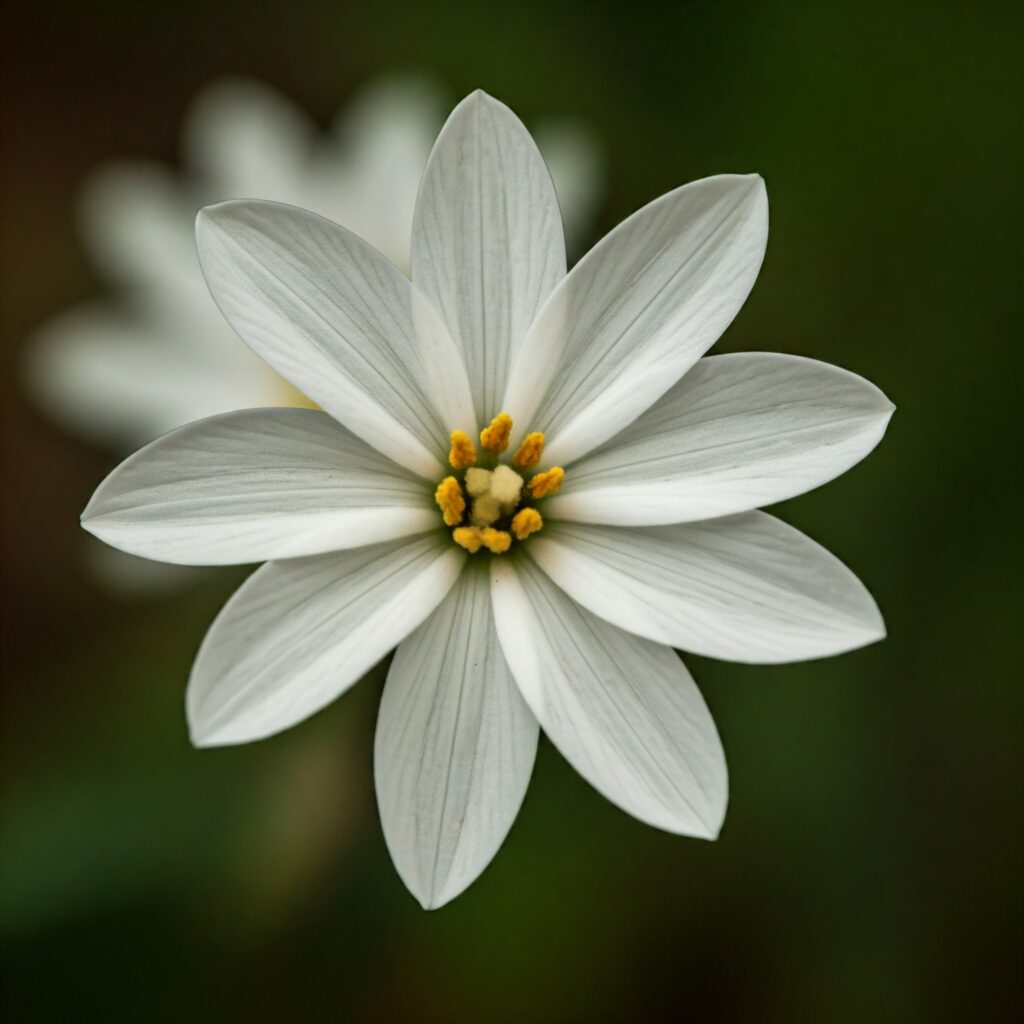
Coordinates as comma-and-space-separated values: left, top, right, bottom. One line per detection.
2, 1, 1021, 1021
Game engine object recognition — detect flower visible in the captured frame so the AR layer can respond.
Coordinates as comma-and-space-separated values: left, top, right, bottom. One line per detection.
26, 76, 602, 452
81, 90, 894, 909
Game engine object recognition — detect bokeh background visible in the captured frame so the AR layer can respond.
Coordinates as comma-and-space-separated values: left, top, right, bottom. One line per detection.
2, 1, 1021, 1021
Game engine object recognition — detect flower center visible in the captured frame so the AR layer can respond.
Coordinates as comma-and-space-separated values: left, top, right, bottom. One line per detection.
433, 413, 564, 555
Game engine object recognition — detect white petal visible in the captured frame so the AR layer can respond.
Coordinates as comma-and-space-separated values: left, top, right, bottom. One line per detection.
411, 90, 566, 423
80, 163, 202, 301
529, 514, 885, 664
376, 567, 538, 909
183, 78, 315, 202
82, 409, 437, 565
532, 117, 604, 256
504, 174, 768, 465
491, 557, 726, 837
548, 353, 895, 525
197, 200, 477, 478
322, 74, 445, 271
188, 534, 463, 746
23, 303, 289, 448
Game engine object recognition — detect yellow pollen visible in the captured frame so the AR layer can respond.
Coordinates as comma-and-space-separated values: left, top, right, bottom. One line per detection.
528, 467, 565, 499
464, 467, 492, 497
479, 413, 513, 453
453, 526, 483, 553
511, 508, 543, 540
470, 493, 502, 527
513, 432, 545, 468
434, 476, 465, 526
449, 430, 477, 469
479, 528, 512, 553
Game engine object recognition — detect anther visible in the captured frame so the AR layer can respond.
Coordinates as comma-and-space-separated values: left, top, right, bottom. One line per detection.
480, 413, 513, 453
434, 476, 465, 526
511, 508, 543, 540
479, 528, 512, 553
453, 526, 482, 553
449, 430, 477, 469
513, 432, 545, 468
528, 467, 565, 499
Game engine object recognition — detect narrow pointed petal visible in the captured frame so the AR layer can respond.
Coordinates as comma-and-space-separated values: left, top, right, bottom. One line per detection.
187, 534, 463, 747
412, 90, 566, 422
532, 118, 604, 256
197, 200, 476, 478
529, 514, 885, 664
81, 409, 437, 565
183, 78, 315, 201
323, 74, 445, 271
80, 163, 201, 300
491, 558, 727, 838
504, 174, 768, 465
548, 353, 895, 525
376, 567, 538, 909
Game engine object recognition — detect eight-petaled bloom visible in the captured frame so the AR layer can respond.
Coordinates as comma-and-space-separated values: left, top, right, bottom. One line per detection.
81, 91, 894, 909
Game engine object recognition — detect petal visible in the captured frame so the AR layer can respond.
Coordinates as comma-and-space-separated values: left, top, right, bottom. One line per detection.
196, 200, 476, 479
547, 353, 895, 525
376, 567, 538, 909
322, 74, 444, 271
491, 557, 727, 838
80, 163, 202, 301
188, 534, 463, 746
532, 117, 604, 256
411, 90, 566, 423
504, 174, 768, 466
529, 514, 885, 664
81, 409, 438, 565
183, 78, 315, 202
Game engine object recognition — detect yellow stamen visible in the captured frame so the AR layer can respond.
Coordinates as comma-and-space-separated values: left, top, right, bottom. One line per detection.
479, 413, 513, 453
528, 467, 565, 499
452, 526, 482, 553
470, 493, 502, 527
479, 528, 512, 553
434, 476, 465, 526
489, 464, 524, 507
511, 508, 543, 540
513, 432, 545, 468
449, 430, 477, 469
464, 467, 492, 497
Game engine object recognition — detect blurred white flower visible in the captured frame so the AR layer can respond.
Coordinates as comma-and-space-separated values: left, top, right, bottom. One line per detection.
27, 76, 602, 450
83, 91, 893, 909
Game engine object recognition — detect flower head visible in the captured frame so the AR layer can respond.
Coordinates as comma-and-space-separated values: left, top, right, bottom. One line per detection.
81, 90, 893, 909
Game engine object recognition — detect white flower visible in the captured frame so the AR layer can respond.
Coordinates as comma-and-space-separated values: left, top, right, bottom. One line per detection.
26, 75, 602, 450
81, 91, 894, 909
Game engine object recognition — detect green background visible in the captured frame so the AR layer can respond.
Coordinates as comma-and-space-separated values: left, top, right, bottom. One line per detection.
2, 1, 1021, 1021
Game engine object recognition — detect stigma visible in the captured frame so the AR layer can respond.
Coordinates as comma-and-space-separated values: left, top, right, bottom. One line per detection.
434, 413, 563, 554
